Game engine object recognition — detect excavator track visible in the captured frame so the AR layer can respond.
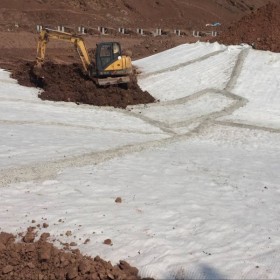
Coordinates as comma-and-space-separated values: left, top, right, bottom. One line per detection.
96, 76, 131, 86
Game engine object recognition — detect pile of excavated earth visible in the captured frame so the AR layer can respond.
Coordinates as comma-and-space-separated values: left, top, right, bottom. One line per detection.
0, 230, 153, 280
12, 62, 155, 109
216, 2, 280, 52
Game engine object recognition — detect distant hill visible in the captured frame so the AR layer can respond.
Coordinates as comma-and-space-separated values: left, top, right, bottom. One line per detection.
0, 0, 277, 31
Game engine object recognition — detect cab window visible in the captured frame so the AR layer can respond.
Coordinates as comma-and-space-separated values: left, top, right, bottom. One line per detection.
100, 45, 111, 57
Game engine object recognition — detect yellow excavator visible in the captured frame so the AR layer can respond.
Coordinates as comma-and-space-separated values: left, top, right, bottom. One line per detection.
35, 28, 133, 86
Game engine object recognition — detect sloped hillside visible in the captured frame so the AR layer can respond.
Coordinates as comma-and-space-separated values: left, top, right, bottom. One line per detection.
0, 0, 277, 30
216, 2, 280, 53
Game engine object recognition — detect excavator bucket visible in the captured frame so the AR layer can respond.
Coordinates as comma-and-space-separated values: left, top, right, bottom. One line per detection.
32, 63, 43, 76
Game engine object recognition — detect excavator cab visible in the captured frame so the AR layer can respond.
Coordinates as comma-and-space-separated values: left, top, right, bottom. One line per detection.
94, 42, 132, 86
96, 42, 121, 71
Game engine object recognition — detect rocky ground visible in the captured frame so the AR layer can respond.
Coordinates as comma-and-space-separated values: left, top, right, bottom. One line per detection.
0, 230, 153, 280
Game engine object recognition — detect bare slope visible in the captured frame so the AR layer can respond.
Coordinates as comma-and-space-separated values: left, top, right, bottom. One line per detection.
216, 2, 280, 53
0, 0, 277, 30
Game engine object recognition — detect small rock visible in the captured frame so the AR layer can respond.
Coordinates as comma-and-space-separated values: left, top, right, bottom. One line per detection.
115, 197, 122, 203
78, 260, 91, 274
67, 267, 78, 279
27, 262, 35, 269
2, 265, 13, 274
107, 272, 115, 279
22, 228, 36, 243
39, 232, 50, 242
69, 242, 77, 247
119, 260, 138, 275
38, 243, 52, 262
65, 231, 72, 237
23, 232, 35, 243
103, 239, 112, 246
84, 238, 90, 244
43, 223, 49, 228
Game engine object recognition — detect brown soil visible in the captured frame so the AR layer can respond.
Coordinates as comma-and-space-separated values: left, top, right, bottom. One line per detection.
12, 61, 156, 109
0, 0, 277, 65
0, 230, 153, 280
215, 2, 280, 52
0, 0, 274, 32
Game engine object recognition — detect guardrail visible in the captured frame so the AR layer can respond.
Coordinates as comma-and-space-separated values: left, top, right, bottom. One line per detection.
0, 22, 220, 38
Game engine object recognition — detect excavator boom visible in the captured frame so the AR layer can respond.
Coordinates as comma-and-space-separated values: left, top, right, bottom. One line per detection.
36, 28, 91, 74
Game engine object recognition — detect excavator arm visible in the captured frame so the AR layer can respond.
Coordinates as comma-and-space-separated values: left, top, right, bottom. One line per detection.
36, 28, 91, 73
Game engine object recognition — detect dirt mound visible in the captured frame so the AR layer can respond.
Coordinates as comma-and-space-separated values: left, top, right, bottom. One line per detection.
215, 2, 280, 52
0, 229, 153, 280
12, 62, 155, 109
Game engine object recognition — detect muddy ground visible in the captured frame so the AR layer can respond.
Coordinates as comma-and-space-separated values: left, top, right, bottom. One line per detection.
12, 61, 155, 109
0, 230, 153, 280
